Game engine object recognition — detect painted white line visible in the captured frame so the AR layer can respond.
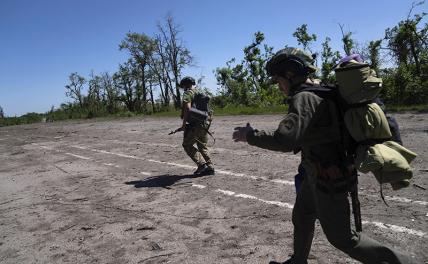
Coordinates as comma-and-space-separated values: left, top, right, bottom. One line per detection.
67, 141, 428, 207
384, 195, 428, 206
271, 179, 295, 186
32, 143, 427, 238
215, 188, 294, 209
140, 172, 152, 176
71, 145, 88, 150
191, 184, 206, 189
363, 193, 428, 206
108, 139, 300, 160
68, 145, 427, 207
34, 143, 426, 207
362, 220, 426, 238
199, 186, 426, 237
40, 145, 54, 150
65, 153, 91, 160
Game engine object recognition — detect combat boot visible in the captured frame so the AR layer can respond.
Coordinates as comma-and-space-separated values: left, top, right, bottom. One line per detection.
199, 165, 215, 176
269, 256, 303, 264
193, 164, 208, 175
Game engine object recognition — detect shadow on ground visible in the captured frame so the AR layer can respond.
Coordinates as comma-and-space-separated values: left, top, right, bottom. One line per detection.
125, 173, 208, 189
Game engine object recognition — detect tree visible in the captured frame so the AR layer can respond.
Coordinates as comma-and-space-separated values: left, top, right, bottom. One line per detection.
0, 105, 4, 118
114, 60, 138, 112
320, 37, 340, 84
157, 15, 194, 108
100, 72, 120, 113
119, 32, 156, 113
215, 32, 281, 107
87, 71, 104, 115
368, 40, 383, 74
293, 24, 317, 53
65, 73, 86, 108
383, 1, 428, 104
339, 24, 355, 55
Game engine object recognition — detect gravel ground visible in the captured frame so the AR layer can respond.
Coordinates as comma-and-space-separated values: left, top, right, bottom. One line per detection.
0, 113, 426, 264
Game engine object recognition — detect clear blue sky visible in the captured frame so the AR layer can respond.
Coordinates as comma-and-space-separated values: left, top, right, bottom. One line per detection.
0, 0, 424, 116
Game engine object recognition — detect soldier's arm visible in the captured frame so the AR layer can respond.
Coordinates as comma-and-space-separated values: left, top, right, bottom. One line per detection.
246, 92, 320, 152
181, 89, 193, 128
181, 102, 191, 128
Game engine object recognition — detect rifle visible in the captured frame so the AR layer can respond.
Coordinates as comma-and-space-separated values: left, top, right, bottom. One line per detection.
350, 170, 362, 232
168, 127, 184, 135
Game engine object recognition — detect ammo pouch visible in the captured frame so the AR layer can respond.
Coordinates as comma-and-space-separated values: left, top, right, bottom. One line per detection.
315, 165, 357, 194
187, 107, 210, 124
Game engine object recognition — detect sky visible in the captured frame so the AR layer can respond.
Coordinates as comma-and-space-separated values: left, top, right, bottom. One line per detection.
0, 0, 425, 116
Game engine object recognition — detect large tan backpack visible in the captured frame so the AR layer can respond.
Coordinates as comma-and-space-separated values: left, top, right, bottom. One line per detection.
335, 60, 418, 190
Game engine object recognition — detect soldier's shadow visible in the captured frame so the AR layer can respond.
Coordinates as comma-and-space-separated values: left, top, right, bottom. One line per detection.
125, 174, 206, 189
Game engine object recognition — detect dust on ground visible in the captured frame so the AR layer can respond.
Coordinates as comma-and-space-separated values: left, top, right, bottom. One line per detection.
0, 113, 427, 264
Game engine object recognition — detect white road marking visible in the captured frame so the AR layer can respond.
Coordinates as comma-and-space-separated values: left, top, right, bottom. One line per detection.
362, 221, 426, 238
383, 195, 428, 206
40, 145, 54, 150
191, 184, 206, 189
65, 153, 91, 160
195, 185, 426, 237
271, 179, 295, 186
108, 139, 301, 160
34, 143, 428, 207
216, 188, 294, 209
102, 163, 120, 168
140, 172, 152, 176
362, 193, 428, 206
32, 143, 427, 238
66, 145, 428, 207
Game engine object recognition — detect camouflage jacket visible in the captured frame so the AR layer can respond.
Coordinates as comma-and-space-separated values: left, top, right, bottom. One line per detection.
246, 83, 343, 166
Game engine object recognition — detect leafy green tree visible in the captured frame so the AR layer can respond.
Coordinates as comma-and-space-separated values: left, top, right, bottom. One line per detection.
320, 37, 340, 84
119, 32, 156, 113
339, 24, 355, 55
383, 1, 427, 104
367, 40, 383, 74
100, 72, 120, 113
114, 60, 138, 112
215, 32, 281, 107
65, 73, 86, 108
293, 24, 317, 53
0, 106, 4, 118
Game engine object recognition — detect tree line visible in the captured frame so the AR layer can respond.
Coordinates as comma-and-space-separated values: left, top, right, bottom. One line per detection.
0, 2, 426, 125
215, 2, 427, 107
55, 15, 193, 120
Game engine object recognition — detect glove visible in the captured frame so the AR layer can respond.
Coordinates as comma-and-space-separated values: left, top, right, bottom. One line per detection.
232, 123, 254, 142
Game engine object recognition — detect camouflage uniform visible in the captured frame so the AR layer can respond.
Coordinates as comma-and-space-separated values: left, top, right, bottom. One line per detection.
182, 88, 213, 169
247, 84, 415, 264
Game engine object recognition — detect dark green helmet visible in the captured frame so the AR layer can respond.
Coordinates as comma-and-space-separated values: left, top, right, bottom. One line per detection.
179, 76, 196, 87
266, 47, 317, 77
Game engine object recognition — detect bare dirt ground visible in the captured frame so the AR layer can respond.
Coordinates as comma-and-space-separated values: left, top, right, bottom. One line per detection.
0, 113, 427, 264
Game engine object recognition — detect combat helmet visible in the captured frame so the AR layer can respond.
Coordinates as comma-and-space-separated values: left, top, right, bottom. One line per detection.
179, 76, 196, 87
266, 47, 317, 78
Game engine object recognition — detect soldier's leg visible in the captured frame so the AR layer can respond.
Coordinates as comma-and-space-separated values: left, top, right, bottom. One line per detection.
182, 126, 204, 166
292, 179, 316, 264
316, 189, 414, 264
195, 127, 212, 167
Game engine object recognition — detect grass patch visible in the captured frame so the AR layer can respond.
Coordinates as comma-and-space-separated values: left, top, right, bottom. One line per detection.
213, 105, 288, 116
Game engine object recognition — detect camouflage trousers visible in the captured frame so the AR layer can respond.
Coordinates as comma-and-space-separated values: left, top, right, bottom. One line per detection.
182, 123, 212, 167
291, 160, 415, 264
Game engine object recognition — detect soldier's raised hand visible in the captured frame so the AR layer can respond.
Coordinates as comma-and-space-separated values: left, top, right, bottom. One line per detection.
232, 123, 254, 142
